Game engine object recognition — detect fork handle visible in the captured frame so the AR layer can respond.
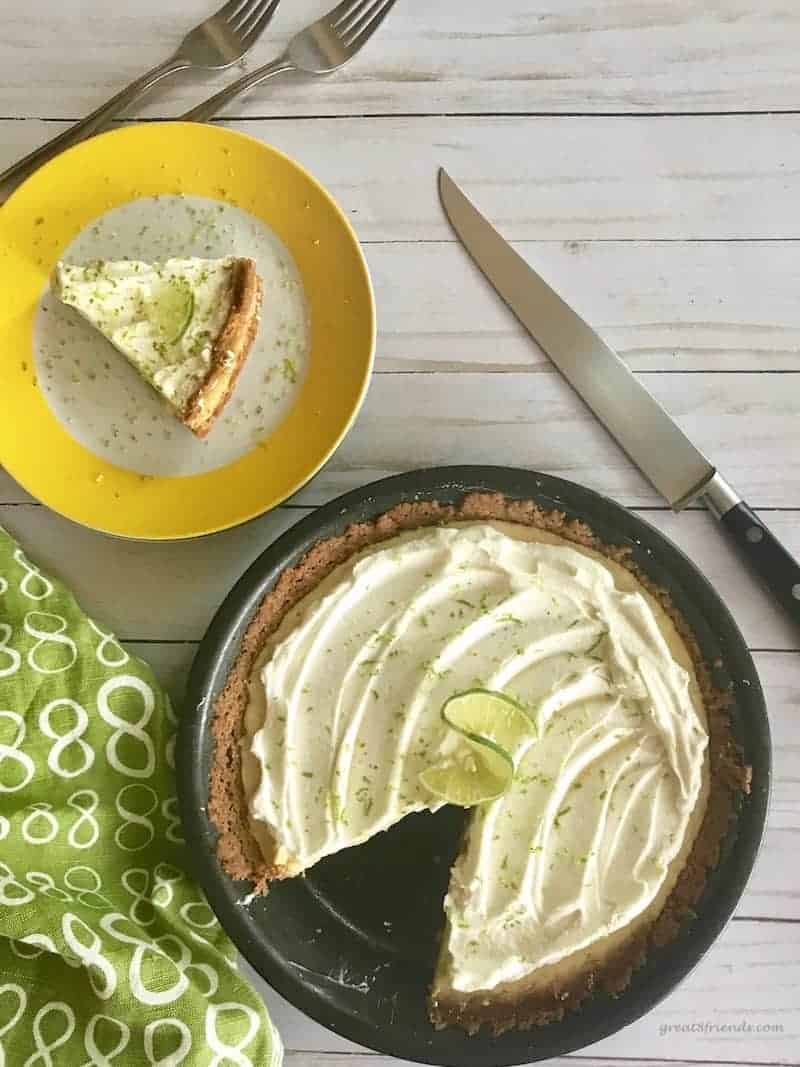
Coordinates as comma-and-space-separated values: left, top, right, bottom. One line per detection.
181, 56, 295, 123
0, 56, 190, 199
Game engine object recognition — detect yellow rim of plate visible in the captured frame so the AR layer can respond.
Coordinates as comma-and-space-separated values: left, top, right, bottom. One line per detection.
0, 122, 376, 540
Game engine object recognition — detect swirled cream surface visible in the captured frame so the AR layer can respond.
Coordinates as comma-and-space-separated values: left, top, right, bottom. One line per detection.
244, 522, 708, 993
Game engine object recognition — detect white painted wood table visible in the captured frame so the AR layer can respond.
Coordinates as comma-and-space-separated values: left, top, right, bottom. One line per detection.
2, 2, 798, 1064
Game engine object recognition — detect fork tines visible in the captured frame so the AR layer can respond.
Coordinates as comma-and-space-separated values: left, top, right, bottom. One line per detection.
331, 0, 397, 48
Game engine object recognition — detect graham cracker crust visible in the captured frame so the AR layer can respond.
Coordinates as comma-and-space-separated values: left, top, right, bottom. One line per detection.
183, 256, 262, 438
207, 492, 751, 1033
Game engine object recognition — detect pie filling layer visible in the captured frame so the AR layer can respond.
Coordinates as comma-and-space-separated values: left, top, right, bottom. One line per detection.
53, 256, 236, 413
243, 522, 709, 995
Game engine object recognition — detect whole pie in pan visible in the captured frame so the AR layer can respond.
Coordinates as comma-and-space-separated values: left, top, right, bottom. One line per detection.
208, 493, 749, 1034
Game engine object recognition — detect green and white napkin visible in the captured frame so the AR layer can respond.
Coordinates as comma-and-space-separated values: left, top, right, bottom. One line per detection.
0, 527, 282, 1066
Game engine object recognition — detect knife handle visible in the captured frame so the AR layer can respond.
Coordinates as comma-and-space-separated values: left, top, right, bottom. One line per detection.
718, 500, 800, 625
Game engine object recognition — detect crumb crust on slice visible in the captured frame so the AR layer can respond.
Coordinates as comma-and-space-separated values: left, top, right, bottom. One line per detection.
183, 256, 262, 438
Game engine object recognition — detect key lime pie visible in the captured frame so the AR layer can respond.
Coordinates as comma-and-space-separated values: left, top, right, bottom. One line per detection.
52, 256, 262, 436
210, 494, 747, 1033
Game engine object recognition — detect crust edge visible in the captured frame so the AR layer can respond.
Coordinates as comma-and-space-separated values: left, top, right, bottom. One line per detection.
182, 257, 262, 438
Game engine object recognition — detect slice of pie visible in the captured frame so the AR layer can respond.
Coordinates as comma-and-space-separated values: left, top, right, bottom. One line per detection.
52, 256, 262, 437
209, 494, 748, 1033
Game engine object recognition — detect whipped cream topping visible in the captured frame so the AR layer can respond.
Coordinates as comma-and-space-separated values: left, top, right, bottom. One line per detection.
245, 522, 708, 992
53, 257, 235, 412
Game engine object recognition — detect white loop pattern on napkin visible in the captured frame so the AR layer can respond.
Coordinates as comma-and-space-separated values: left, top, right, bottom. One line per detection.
21, 804, 59, 845
24, 612, 78, 674
205, 1003, 259, 1067
63, 866, 113, 911
79, 1013, 130, 1067
179, 900, 218, 931
121, 868, 156, 927
143, 1018, 192, 1067
187, 929, 238, 971
160, 796, 184, 844
62, 914, 117, 1001
67, 790, 101, 849
0, 862, 35, 906
26, 870, 72, 902
100, 914, 190, 1007
39, 698, 94, 778
156, 934, 219, 1000
152, 863, 183, 909
9, 934, 59, 962
97, 676, 155, 779
0, 624, 21, 678
13, 549, 54, 601
0, 983, 26, 1067
0, 710, 35, 794
87, 619, 129, 668
23, 1002, 75, 1067
114, 784, 157, 852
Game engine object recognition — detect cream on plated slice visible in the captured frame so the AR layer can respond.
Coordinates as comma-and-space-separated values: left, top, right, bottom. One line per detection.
52, 256, 262, 437
241, 521, 709, 1030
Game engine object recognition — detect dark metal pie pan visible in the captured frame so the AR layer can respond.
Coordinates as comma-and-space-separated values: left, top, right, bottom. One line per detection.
177, 466, 771, 1065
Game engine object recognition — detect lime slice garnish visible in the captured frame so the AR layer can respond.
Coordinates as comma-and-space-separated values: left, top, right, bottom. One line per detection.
442, 688, 536, 752
153, 279, 195, 345
419, 745, 511, 806
419, 689, 535, 807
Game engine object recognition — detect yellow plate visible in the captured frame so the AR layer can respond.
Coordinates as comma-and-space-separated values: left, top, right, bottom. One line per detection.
0, 123, 375, 540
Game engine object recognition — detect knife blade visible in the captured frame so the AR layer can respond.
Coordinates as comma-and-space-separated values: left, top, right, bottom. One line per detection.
438, 167, 800, 625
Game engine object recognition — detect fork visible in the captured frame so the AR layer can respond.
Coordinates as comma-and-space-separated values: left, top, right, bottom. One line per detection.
0, 0, 281, 197
181, 0, 397, 123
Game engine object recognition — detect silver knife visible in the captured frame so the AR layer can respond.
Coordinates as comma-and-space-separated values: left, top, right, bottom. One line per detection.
438, 168, 800, 625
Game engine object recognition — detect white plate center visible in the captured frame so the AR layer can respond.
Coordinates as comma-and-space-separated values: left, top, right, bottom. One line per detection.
34, 195, 310, 477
